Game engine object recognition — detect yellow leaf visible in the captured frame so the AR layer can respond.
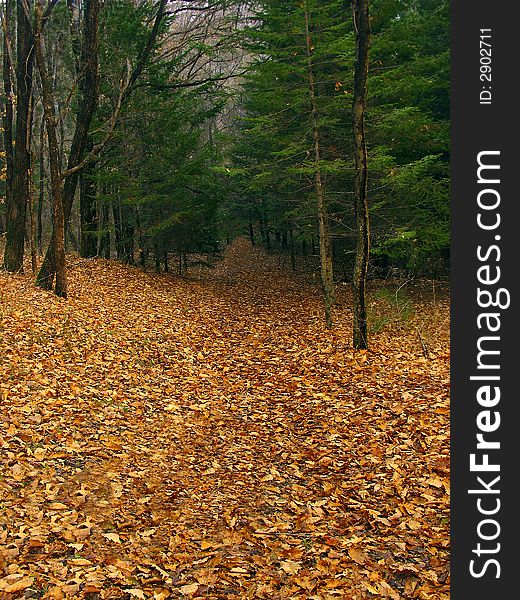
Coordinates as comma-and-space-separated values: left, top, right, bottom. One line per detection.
48, 502, 68, 510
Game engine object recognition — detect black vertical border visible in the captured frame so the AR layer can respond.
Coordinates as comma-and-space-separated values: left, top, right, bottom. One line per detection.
451, 1, 519, 597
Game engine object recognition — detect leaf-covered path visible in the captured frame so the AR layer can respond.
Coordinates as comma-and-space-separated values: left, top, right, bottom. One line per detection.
0, 239, 449, 599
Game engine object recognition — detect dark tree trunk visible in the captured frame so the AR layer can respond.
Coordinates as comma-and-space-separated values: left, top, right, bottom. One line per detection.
36, 0, 100, 288
281, 230, 288, 251
1, 0, 15, 235
121, 205, 135, 264
156, 246, 162, 273
79, 135, 98, 257
352, 0, 371, 349
248, 222, 255, 246
66, 225, 80, 252
4, 0, 34, 273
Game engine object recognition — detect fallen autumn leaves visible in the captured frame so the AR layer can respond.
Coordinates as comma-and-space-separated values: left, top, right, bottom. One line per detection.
0, 239, 449, 599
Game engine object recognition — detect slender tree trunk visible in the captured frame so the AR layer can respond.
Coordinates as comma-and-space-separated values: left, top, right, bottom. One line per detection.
304, 0, 334, 328
4, 0, 34, 272
28, 97, 37, 274
28, 174, 38, 274
352, 0, 371, 349
34, 0, 67, 296
2, 0, 15, 235
122, 204, 135, 264
37, 115, 45, 254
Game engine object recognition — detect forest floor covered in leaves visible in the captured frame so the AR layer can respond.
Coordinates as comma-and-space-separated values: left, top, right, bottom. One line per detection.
0, 239, 449, 600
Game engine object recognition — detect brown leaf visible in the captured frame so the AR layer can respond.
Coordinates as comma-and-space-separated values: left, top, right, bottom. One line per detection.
348, 547, 367, 565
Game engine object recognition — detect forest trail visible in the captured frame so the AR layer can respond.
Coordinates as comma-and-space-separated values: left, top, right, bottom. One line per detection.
0, 241, 449, 600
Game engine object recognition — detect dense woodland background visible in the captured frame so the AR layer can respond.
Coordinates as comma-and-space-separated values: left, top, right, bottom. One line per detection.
1, 0, 449, 310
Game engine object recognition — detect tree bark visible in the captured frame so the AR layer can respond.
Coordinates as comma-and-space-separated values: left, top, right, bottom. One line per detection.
1, 0, 15, 235
28, 171, 38, 274
37, 114, 45, 254
28, 96, 37, 274
121, 204, 135, 264
352, 0, 371, 349
4, 0, 34, 272
304, 0, 334, 328
34, 0, 67, 297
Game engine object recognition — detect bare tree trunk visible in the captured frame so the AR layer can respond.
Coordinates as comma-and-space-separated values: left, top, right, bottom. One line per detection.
352, 0, 371, 349
34, 0, 67, 297
1, 0, 15, 235
304, 0, 334, 328
4, 0, 34, 273
28, 96, 37, 274
37, 114, 45, 254
28, 174, 38, 274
